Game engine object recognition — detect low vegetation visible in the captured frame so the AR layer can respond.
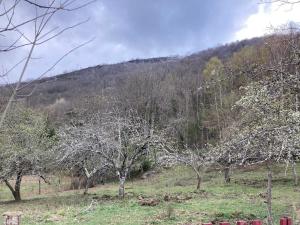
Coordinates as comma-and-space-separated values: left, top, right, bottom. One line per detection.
0, 165, 299, 225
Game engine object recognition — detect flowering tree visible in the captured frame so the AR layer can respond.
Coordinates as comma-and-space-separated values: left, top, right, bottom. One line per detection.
214, 29, 300, 225
0, 105, 56, 201
215, 77, 300, 225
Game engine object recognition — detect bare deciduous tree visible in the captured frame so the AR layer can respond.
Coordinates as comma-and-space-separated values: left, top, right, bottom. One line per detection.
0, 0, 94, 130
59, 110, 162, 198
174, 146, 211, 190
58, 121, 109, 194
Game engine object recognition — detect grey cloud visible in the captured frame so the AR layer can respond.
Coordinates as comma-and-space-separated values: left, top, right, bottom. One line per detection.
0, 0, 259, 83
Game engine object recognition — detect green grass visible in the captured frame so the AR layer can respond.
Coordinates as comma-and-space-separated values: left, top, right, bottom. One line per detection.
0, 164, 300, 225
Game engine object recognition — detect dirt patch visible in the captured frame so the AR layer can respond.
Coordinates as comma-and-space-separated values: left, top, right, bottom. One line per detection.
163, 194, 193, 203
138, 196, 160, 206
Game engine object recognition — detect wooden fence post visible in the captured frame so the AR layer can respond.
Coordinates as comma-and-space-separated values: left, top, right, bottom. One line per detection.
3, 212, 22, 225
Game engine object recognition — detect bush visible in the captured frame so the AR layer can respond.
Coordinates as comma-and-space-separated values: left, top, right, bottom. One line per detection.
141, 159, 153, 172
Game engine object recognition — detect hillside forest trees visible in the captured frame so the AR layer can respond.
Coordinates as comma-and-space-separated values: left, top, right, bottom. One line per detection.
159, 28, 300, 225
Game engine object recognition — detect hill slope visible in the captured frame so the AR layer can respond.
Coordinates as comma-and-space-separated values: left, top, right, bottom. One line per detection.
11, 37, 262, 108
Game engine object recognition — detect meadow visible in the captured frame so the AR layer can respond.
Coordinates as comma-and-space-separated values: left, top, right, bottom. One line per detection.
0, 165, 299, 225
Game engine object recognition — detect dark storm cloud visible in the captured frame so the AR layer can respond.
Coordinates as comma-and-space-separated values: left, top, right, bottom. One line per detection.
1, 0, 259, 83
96, 0, 257, 54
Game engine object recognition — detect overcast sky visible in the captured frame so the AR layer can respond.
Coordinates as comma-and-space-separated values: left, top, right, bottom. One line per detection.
1, 0, 300, 83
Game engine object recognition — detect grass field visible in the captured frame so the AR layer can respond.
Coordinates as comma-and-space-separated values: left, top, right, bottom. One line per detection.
0, 164, 300, 225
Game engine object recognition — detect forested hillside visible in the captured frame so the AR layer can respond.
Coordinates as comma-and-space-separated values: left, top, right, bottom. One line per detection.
1, 36, 263, 148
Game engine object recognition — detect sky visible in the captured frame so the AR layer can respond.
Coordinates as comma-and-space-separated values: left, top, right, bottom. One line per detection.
0, 0, 300, 83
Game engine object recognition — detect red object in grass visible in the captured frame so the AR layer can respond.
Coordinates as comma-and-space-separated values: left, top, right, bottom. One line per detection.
220, 222, 230, 225
287, 217, 293, 225
250, 220, 262, 225
280, 217, 293, 225
280, 217, 288, 225
236, 221, 247, 225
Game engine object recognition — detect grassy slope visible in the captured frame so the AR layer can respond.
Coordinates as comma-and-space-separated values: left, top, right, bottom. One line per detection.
0, 165, 299, 225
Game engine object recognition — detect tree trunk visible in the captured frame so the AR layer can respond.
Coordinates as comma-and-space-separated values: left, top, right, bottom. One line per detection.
38, 178, 41, 195
119, 176, 126, 198
214, 92, 222, 140
83, 185, 89, 195
224, 166, 231, 183
267, 167, 273, 225
4, 171, 23, 201
13, 188, 21, 202
196, 174, 202, 190
58, 176, 61, 192
292, 161, 298, 186
83, 178, 91, 195
14, 171, 22, 201
218, 80, 223, 108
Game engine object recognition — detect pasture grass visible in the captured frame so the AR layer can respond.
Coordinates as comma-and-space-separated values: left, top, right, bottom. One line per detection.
0, 164, 299, 224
